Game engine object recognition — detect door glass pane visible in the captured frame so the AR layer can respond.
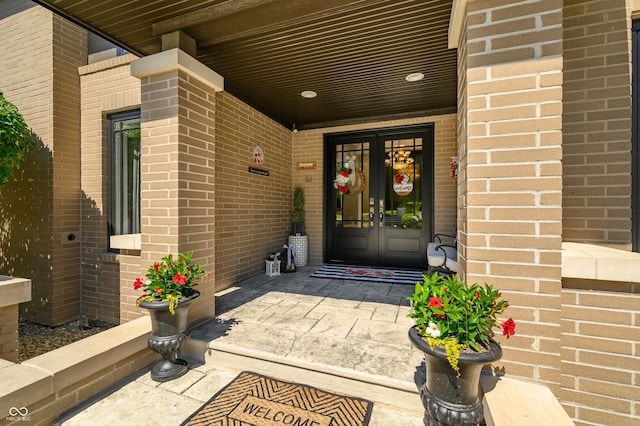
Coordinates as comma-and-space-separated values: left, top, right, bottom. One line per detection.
335, 142, 369, 228
384, 138, 423, 229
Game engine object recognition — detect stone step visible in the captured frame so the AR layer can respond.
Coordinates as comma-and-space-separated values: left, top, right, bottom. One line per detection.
181, 323, 424, 418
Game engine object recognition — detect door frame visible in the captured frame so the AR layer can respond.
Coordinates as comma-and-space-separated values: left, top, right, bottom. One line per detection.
323, 123, 435, 267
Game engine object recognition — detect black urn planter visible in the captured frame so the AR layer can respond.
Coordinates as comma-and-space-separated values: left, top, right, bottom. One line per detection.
139, 291, 200, 382
408, 325, 502, 426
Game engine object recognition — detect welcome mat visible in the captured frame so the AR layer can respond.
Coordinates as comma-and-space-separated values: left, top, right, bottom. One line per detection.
310, 264, 424, 285
182, 371, 373, 426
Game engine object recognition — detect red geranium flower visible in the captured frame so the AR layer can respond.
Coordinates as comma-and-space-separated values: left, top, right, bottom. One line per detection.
172, 273, 187, 285
133, 277, 144, 290
153, 262, 161, 272
501, 317, 516, 338
155, 287, 163, 295
429, 297, 444, 310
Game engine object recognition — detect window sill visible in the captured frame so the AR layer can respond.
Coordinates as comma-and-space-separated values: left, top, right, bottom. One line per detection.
110, 234, 141, 250
562, 242, 640, 282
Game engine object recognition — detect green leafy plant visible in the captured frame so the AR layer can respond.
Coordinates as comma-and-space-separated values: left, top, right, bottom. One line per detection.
134, 253, 208, 314
292, 187, 304, 224
0, 92, 34, 185
407, 272, 515, 373
401, 212, 423, 229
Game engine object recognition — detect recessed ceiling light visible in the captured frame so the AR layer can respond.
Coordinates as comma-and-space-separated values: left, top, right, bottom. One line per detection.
301, 90, 317, 98
405, 73, 424, 82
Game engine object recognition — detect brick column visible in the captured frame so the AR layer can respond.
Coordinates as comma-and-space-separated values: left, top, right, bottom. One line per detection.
128, 49, 223, 323
454, 0, 564, 390
0, 5, 86, 326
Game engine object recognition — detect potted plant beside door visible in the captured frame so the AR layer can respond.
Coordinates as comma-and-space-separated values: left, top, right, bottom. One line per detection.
407, 272, 516, 426
288, 187, 308, 267
134, 253, 207, 382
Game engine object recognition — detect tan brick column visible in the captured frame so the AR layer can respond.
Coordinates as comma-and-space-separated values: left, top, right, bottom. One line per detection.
453, 0, 564, 390
0, 5, 86, 326
128, 49, 223, 323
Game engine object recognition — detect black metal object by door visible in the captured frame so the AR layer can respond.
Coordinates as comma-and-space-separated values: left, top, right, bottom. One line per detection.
324, 124, 434, 268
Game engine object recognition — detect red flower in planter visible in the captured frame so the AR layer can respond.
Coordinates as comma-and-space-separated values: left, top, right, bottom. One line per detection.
408, 272, 514, 372
429, 297, 444, 310
134, 277, 144, 290
172, 273, 187, 285
501, 317, 516, 338
133, 253, 208, 315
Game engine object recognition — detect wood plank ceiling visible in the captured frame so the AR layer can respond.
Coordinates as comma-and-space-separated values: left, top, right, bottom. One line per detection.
34, 0, 457, 129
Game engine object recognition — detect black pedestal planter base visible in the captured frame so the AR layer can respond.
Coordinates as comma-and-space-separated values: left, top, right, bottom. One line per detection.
147, 330, 190, 382
420, 386, 483, 426
139, 291, 199, 383
408, 325, 502, 426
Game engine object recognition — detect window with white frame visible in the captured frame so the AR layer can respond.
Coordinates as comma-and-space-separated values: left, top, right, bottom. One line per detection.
107, 111, 141, 249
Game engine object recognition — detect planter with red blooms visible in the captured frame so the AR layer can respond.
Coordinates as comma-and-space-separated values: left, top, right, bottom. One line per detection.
407, 272, 516, 426
133, 253, 207, 382
139, 291, 199, 382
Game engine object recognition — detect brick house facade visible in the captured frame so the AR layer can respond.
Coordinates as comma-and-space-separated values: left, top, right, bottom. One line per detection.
0, 1, 638, 424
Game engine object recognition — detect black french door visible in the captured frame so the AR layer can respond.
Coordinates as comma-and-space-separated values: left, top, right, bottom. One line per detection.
324, 125, 434, 268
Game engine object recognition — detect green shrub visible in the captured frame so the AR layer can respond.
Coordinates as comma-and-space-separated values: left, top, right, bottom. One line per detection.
292, 187, 304, 224
0, 93, 33, 185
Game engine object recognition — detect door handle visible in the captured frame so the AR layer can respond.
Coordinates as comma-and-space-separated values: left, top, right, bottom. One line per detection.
379, 199, 384, 227
369, 206, 374, 227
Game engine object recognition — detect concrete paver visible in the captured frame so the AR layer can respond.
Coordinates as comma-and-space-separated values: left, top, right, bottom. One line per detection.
57, 266, 425, 425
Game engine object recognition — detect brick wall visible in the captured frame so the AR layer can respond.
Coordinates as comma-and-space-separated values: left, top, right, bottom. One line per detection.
121, 67, 217, 324
80, 55, 292, 315
50, 14, 86, 325
0, 305, 18, 362
558, 2, 639, 424
292, 114, 458, 266
215, 91, 292, 291
0, 1, 53, 324
456, 13, 469, 275
561, 279, 640, 425
460, 0, 564, 391
79, 55, 142, 324
563, 0, 632, 248
291, 129, 324, 264
0, 1, 86, 326
456, 1, 640, 424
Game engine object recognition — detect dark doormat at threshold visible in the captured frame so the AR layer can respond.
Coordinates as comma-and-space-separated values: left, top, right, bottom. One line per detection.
310, 264, 424, 285
181, 371, 373, 426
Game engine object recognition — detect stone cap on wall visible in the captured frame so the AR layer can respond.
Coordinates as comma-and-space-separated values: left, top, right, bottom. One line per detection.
0, 276, 31, 308
562, 242, 640, 283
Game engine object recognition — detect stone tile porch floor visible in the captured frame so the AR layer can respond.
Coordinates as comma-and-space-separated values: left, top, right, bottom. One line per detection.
57, 266, 427, 425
